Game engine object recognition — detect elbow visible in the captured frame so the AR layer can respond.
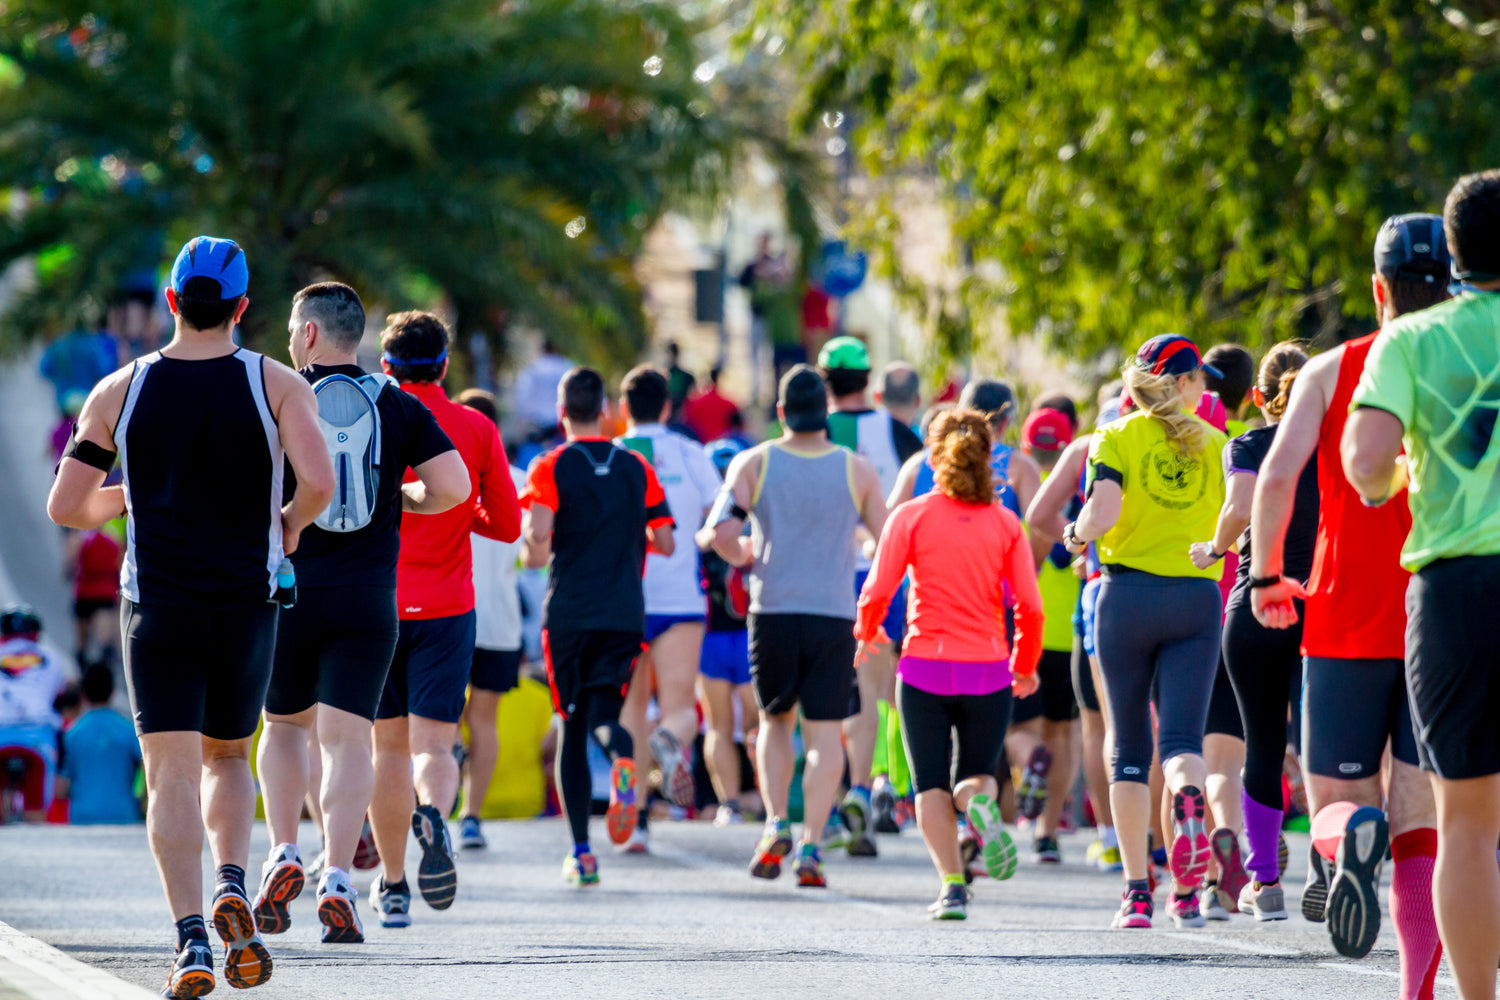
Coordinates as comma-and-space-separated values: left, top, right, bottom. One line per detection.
1341, 450, 1385, 500
46, 493, 82, 529
302, 470, 338, 510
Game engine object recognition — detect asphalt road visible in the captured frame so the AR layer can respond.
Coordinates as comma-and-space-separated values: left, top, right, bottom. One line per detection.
0, 819, 1450, 999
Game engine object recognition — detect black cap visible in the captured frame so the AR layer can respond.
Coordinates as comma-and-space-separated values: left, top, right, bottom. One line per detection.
779, 364, 829, 433
959, 378, 1016, 422
1374, 213, 1451, 280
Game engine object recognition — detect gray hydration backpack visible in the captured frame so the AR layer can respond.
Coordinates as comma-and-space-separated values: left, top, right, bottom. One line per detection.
312, 372, 394, 532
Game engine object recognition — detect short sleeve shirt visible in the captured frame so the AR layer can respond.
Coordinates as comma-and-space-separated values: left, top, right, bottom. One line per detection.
1353, 293, 1500, 570
618, 424, 723, 616
1087, 410, 1227, 579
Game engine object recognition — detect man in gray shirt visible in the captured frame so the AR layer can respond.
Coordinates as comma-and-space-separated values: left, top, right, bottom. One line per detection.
704, 365, 887, 889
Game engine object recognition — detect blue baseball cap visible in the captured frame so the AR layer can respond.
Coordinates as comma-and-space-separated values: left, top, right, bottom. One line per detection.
1134, 334, 1222, 379
170, 236, 248, 300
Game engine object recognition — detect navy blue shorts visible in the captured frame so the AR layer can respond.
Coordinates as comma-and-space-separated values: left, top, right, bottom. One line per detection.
644, 613, 704, 645
377, 611, 477, 723
854, 569, 906, 642
700, 629, 751, 686
470, 646, 521, 694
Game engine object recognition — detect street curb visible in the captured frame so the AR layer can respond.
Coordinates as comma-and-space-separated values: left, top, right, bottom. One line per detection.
0, 919, 158, 1000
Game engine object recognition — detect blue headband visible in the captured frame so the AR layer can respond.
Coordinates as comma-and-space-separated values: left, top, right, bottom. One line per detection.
382, 350, 447, 366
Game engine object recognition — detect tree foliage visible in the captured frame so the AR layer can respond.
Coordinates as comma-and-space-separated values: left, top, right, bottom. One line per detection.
755, 0, 1500, 358
0, 0, 819, 365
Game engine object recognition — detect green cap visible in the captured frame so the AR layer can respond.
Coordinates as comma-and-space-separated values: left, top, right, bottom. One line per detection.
817, 335, 870, 371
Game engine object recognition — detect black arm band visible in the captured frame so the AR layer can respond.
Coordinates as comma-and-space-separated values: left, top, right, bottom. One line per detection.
1248, 574, 1282, 589
60, 431, 117, 474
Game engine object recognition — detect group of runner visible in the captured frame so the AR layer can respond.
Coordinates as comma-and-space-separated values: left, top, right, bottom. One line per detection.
40, 167, 1500, 1000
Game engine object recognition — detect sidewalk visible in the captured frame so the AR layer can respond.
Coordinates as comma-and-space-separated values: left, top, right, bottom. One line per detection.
0, 919, 155, 1000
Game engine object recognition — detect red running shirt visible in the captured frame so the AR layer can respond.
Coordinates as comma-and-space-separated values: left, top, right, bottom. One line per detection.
396, 383, 521, 620
1301, 332, 1411, 659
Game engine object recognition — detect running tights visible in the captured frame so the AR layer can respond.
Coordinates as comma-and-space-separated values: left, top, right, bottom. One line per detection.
896, 680, 1012, 794
556, 686, 632, 846
1221, 601, 1303, 809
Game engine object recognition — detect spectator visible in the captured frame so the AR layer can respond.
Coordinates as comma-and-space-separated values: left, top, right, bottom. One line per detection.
39, 326, 118, 415
59, 664, 142, 824
664, 342, 696, 422
0, 604, 68, 823
683, 366, 742, 443
739, 232, 800, 397
513, 338, 574, 439
875, 362, 922, 432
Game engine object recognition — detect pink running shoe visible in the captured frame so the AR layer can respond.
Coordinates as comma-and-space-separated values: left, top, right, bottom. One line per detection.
1169, 786, 1211, 891
1112, 887, 1153, 929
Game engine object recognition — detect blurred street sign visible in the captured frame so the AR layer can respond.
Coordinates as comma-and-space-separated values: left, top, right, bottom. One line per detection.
821, 240, 866, 297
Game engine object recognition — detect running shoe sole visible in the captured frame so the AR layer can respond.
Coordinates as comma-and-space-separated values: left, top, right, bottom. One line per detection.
966, 795, 1018, 881
606, 758, 639, 846
317, 893, 364, 944
165, 949, 216, 999
749, 832, 794, 880
212, 893, 272, 989
648, 729, 696, 810
1017, 745, 1052, 822
796, 859, 827, 888
251, 863, 303, 935
1278, 833, 1289, 880
1209, 827, 1249, 914
563, 856, 600, 887
1326, 806, 1388, 959
1303, 843, 1329, 923
1169, 786, 1211, 891
929, 905, 966, 921
411, 806, 458, 910
842, 797, 877, 857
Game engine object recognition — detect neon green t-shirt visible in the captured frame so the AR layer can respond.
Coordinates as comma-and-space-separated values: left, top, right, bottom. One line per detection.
1351, 292, 1500, 571
1036, 469, 1082, 651
1226, 417, 1253, 438
1086, 410, 1227, 579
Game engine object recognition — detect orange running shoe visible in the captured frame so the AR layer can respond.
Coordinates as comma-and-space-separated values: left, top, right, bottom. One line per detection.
606, 757, 639, 845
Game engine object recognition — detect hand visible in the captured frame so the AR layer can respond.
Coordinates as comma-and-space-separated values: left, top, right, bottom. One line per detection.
1250, 576, 1308, 630
1072, 555, 1087, 580
854, 627, 891, 668
1188, 541, 1220, 570
1062, 522, 1086, 555
281, 513, 302, 556
1012, 671, 1040, 699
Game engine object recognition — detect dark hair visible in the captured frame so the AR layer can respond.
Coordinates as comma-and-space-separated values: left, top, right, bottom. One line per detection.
53, 681, 82, 716
559, 366, 605, 423
621, 365, 670, 423
1032, 391, 1078, 431
81, 663, 114, 705
920, 400, 955, 439
292, 282, 365, 349
381, 311, 449, 383
928, 408, 994, 505
1256, 342, 1309, 421
1387, 270, 1452, 317
1445, 169, 1500, 281
1202, 344, 1255, 411
959, 378, 1015, 429
455, 387, 499, 426
666, 341, 681, 362
877, 364, 920, 408
709, 365, 723, 385
175, 275, 241, 330
824, 367, 869, 398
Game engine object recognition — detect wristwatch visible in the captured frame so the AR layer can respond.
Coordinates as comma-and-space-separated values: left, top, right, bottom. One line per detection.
1063, 522, 1082, 548
1248, 574, 1283, 589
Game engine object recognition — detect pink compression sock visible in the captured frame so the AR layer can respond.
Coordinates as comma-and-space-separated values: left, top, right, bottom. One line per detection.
1310, 801, 1362, 862
1390, 828, 1442, 1000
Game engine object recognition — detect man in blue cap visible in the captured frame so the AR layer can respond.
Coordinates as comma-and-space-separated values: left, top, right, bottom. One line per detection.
49, 235, 336, 998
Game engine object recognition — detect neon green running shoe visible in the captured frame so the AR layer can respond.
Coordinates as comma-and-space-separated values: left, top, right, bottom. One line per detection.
965, 793, 1018, 881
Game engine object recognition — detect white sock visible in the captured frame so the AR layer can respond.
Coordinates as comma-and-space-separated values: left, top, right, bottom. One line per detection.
1101, 825, 1118, 849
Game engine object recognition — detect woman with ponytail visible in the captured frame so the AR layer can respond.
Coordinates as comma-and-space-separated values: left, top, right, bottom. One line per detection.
1062, 334, 1228, 930
855, 407, 1043, 921
1188, 341, 1316, 922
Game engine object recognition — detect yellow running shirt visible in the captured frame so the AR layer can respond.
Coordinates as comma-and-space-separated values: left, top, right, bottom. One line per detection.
1086, 410, 1227, 579
1036, 470, 1083, 651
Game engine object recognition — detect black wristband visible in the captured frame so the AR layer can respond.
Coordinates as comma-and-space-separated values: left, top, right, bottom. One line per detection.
1248, 574, 1282, 589
1210, 546, 1226, 561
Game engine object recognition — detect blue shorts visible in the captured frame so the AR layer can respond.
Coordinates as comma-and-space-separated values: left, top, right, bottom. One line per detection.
854, 570, 906, 642
644, 614, 705, 645
1080, 576, 1103, 657
700, 629, 751, 686
377, 611, 477, 724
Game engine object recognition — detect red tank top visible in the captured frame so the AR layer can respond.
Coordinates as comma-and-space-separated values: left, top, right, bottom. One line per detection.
1301, 332, 1411, 659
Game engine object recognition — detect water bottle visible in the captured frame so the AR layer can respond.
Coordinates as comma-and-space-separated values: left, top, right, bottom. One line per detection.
274, 558, 297, 609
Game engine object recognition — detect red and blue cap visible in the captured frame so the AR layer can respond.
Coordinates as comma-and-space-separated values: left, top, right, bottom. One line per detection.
170, 235, 248, 300
1134, 334, 1221, 380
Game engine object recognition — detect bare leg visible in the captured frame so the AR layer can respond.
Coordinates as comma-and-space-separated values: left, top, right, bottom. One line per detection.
1203, 733, 1246, 834
620, 653, 654, 814
304, 716, 324, 837
461, 689, 503, 818
1430, 774, 1500, 1000
756, 710, 796, 820
410, 715, 459, 816
652, 623, 705, 744
369, 718, 413, 884
800, 719, 846, 845
141, 731, 206, 919
317, 705, 375, 874
699, 676, 741, 805
201, 735, 256, 874
1036, 718, 1079, 839
843, 646, 891, 791
257, 709, 315, 850
916, 790, 961, 878
1111, 781, 1152, 882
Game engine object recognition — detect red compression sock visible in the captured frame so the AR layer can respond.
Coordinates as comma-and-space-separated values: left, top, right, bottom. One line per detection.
1390, 827, 1442, 1000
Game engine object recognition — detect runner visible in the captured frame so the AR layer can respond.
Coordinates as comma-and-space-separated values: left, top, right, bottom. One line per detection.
1343, 181, 1500, 999
367, 312, 521, 924
1062, 333, 1227, 930
1189, 342, 1314, 923
252, 282, 472, 943
0, 604, 68, 824
820, 338, 922, 854
1202, 345, 1256, 437
707, 365, 888, 888
520, 366, 675, 886
856, 407, 1042, 918
453, 388, 528, 852
617, 365, 723, 850
1252, 212, 1449, 996
47, 235, 336, 997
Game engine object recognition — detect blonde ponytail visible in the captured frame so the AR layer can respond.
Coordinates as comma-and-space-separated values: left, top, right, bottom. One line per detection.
1122, 365, 1209, 455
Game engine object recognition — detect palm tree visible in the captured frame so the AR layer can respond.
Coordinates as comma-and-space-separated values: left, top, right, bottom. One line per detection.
0, 0, 819, 366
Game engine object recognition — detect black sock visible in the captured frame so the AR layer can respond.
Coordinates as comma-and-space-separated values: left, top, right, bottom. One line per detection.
385, 876, 408, 893
175, 915, 208, 948
638, 808, 650, 832
216, 864, 245, 892
1126, 878, 1149, 894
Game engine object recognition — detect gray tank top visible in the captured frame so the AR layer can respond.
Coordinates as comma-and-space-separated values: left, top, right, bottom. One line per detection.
749, 443, 860, 619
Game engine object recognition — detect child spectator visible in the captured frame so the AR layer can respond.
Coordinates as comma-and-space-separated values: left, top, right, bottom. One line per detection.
59, 664, 142, 824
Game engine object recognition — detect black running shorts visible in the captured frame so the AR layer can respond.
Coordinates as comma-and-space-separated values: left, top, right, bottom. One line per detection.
542, 629, 643, 719
471, 646, 522, 694
747, 612, 857, 722
1070, 635, 1100, 713
377, 611, 477, 724
1406, 554, 1500, 780
267, 586, 398, 720
1011, 648, 1079, 725
897, 680, 1012, 794
1303, 655, 1419, 780
122, 599, 277, 740
1203, 657, 1244, 740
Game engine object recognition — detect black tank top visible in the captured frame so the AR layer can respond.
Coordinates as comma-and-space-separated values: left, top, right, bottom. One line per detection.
113, 349, 283, 607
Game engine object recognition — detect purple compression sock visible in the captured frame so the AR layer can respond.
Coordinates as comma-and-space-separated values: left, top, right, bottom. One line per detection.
1242, 791, 1284, 884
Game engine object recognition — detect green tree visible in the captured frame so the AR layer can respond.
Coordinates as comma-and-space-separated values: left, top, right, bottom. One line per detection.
755, 1, 1500, 358
0, 0, 817, 366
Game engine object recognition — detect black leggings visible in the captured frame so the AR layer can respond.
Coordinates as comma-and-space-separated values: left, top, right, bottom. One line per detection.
896, 680, 1012, 794
1221, 601, 1303, 809
556, 687, 633, 846
1095, 572, 1222, 784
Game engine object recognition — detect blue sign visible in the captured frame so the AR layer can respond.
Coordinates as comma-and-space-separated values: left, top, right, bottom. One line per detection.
821, 239, 867, 297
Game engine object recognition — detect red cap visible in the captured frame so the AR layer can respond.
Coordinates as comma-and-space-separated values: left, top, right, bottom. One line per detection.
1022, 408, 1074, 452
